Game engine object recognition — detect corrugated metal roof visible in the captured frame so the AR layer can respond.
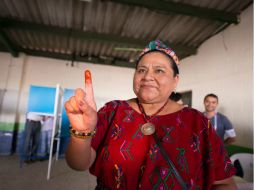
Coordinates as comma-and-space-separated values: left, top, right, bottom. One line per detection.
0, 0, 252, 67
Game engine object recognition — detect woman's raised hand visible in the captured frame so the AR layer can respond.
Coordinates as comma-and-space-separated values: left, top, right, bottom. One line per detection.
64, 70, 97, 132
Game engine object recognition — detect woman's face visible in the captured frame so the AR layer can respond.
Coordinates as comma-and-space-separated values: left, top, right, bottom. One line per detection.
133, 52, 179, 103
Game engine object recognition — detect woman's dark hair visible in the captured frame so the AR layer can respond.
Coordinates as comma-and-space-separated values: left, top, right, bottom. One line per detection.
169, 92, 182, 102
136, 50, 179, 77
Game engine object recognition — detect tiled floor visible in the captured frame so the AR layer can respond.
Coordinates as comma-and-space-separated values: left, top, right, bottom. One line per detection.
1, 155, 252, 190
0, 155, 97, 190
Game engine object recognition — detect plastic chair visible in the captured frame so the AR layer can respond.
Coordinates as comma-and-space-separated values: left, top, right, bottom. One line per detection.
230, 153, 253, 182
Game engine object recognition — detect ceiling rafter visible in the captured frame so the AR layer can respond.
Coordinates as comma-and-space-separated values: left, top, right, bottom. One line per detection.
0, 27, 19, 57
0, 46, 137, 68
105, 0, 240, 24
21, 48, 135, 67
0, 17, 197, 58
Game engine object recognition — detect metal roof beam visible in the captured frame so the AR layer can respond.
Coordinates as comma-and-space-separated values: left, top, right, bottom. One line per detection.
0, 28, 19, 57
0, 18, 148, 46
106, 0, 239, 24
19, 48, 136, 68
0, 46, 136, 68
0, 18, 196, 57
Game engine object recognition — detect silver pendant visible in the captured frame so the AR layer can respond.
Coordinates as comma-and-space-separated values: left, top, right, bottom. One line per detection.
141, 123, 155, 135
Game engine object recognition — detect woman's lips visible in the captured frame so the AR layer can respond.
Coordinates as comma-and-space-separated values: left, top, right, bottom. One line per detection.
140, 84, 156, 89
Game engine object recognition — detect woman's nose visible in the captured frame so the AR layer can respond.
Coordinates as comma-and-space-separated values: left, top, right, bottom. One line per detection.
143, 70, 154, 80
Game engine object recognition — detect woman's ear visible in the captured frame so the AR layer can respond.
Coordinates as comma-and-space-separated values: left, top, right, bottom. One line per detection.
173, 75, 179, 89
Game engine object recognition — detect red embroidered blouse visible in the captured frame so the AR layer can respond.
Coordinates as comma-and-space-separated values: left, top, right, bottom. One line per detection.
90, 100, 235, 190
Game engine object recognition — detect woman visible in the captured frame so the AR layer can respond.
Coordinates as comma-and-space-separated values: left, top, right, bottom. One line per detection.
65, 40, 236, 189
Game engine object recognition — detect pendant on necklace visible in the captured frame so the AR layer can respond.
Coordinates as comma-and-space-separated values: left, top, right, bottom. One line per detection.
141, 123, 155, 135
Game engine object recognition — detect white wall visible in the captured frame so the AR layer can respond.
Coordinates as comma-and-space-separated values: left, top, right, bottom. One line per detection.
0, 53, 136, 125
0, 53, 25, 124
178, 5, 253, 148
20, 56, 135, 109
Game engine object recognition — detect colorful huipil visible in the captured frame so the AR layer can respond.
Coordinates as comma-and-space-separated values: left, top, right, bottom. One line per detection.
90, 100, 235, 190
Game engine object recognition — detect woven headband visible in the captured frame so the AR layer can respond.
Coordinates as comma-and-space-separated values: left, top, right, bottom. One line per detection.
138, 40, 180, 65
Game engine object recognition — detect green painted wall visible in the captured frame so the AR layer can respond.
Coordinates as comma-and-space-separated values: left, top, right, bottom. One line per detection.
0, 122, 25, 131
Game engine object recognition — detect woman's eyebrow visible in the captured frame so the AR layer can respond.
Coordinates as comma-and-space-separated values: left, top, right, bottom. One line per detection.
137, 65, 147, 69
153, 65, 166, 69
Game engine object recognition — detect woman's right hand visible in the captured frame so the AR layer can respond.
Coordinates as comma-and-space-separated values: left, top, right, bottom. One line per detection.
64, 70, 97, 132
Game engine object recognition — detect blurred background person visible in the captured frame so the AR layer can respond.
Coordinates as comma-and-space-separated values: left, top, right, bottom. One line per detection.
203, 93, 236, 145
38, 115, 54, 160
22, 112, 43, 162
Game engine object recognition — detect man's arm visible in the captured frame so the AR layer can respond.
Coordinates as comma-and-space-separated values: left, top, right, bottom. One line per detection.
212, 177, 237, 190
222, 114, 236, 145
224, 136, 236, 145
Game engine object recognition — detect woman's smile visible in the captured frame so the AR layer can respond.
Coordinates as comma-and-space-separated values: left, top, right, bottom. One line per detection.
140, 84, 157, 89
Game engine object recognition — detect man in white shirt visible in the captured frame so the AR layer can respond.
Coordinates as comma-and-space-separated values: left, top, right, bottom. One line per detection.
39, 116, 54, 158
23, 112, 42, 162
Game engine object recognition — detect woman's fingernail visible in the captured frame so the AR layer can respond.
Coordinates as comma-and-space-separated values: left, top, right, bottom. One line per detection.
85, 70, 91, 83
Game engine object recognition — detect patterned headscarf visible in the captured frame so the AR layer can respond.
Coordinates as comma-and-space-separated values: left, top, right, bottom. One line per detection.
138, 40, 180, 65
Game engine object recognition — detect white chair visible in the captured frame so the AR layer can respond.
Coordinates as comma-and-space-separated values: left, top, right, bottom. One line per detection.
230, 153, 253, 182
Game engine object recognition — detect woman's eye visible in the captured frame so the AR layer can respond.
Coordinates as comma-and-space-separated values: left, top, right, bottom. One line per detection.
155, 69, 164, 73
137, 69, 146, 73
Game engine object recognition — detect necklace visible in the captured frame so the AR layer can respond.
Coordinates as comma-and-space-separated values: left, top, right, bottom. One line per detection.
137, 99, 168, 135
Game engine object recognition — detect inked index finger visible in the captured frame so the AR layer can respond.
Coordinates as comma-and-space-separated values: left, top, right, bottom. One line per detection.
85, 69, 92, 85
84, 69, 95, 103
